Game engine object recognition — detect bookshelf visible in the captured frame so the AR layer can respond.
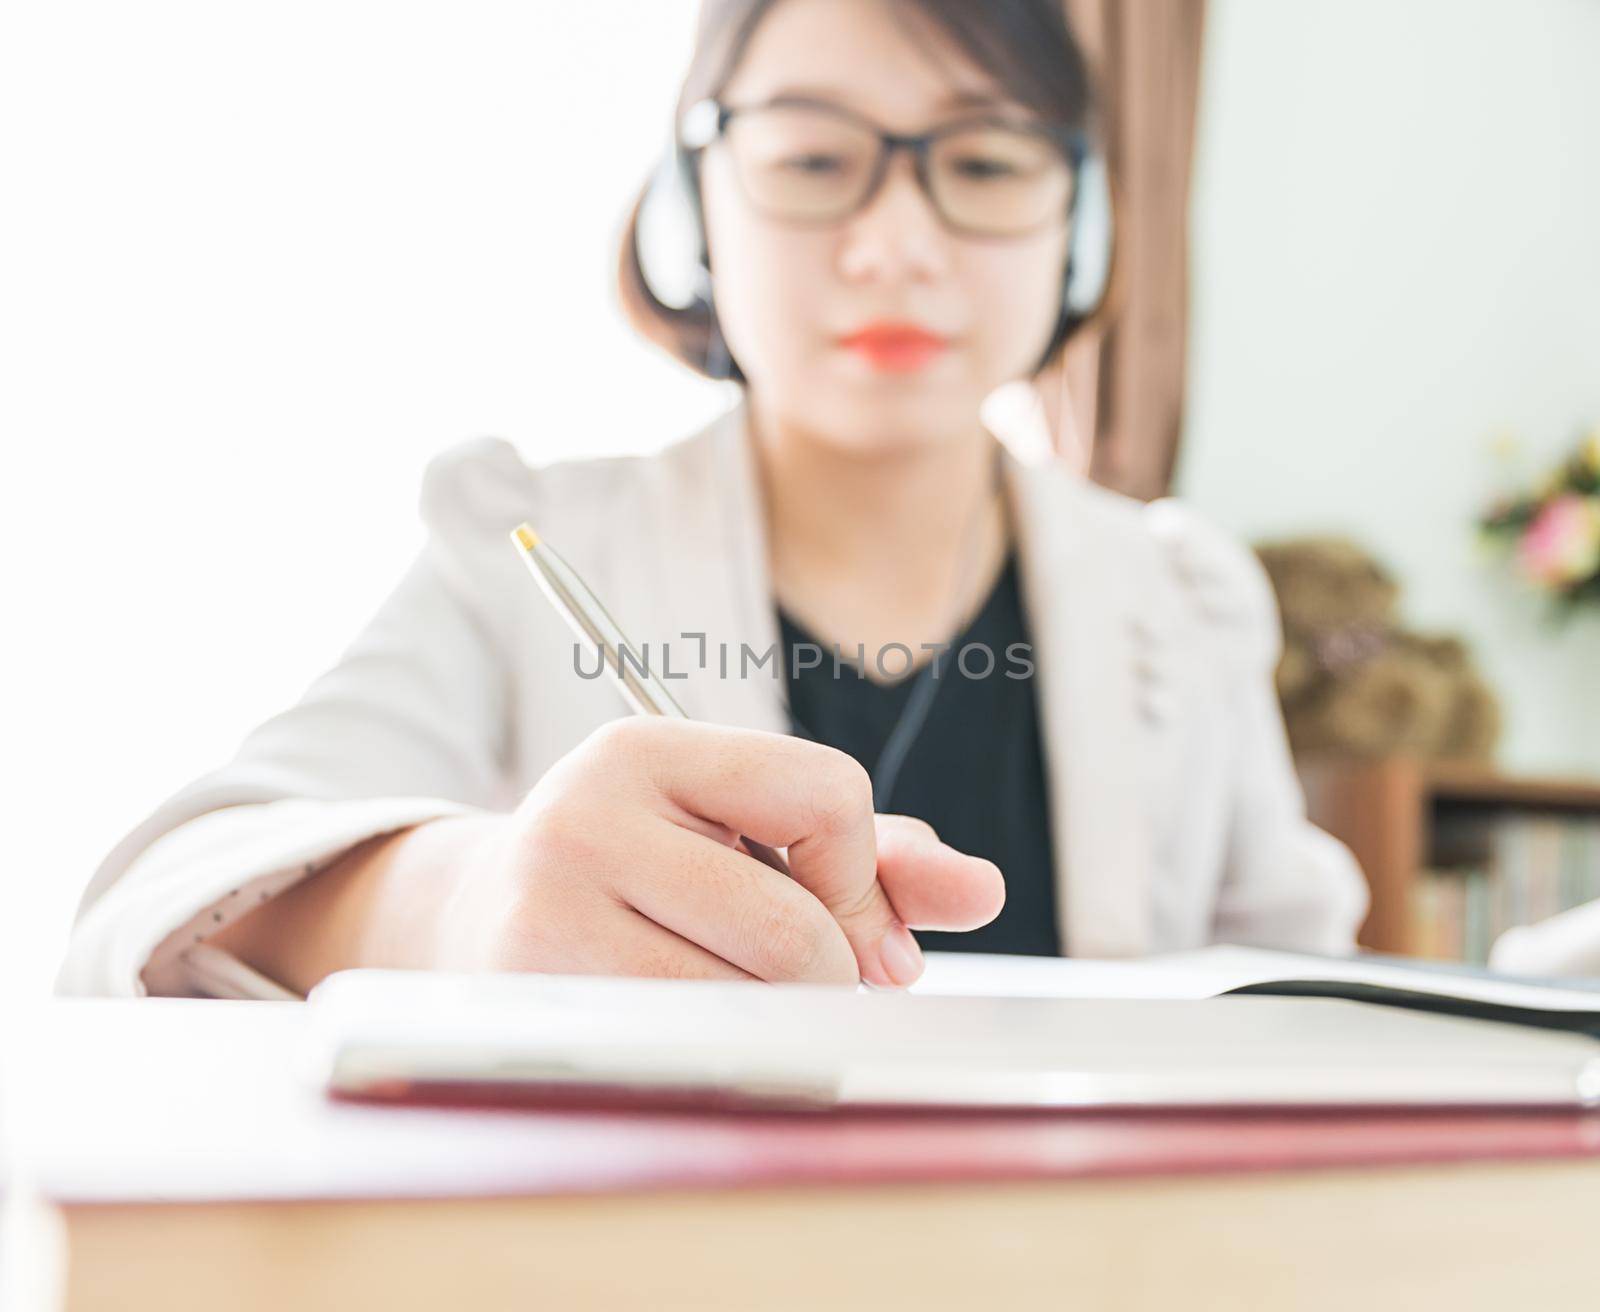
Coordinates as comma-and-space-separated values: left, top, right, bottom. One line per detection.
1298, 758, 1600, 957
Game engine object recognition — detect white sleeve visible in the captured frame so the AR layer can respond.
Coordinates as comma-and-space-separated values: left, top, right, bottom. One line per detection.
1150, 502, 1371, 955
57, 796, 480, 998
59, 444, 522, 998
1489, 900, 1600, 978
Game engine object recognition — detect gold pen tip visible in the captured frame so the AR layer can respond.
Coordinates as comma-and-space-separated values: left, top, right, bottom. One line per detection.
511, 523, 540, 552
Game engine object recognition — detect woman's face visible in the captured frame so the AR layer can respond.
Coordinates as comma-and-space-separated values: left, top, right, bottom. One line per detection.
699, 0, 1073, 455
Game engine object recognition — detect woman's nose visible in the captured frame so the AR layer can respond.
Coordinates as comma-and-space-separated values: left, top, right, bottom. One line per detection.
835, 151, 953, 285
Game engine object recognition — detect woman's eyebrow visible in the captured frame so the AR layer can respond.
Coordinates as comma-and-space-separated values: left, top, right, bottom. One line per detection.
937, 89, 1015, 110
757, 84, 871, 107
757, 84, 1025, 115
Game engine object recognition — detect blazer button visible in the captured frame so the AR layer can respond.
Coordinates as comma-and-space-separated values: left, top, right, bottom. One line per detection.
1140, 690, 1176, 724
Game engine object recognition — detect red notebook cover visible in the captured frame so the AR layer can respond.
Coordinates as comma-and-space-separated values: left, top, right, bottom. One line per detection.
25, 1000, 1600, 1206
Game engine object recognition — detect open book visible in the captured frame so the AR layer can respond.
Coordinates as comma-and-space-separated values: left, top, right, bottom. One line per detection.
913, 946, 1600, 1035
306, 948, 1600, 1115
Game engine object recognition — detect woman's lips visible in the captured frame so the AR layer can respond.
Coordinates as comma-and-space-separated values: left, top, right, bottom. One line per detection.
837, 322, 951, 373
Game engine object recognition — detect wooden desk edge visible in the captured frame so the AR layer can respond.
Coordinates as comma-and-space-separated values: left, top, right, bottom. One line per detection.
62, 1158, 1600, 1312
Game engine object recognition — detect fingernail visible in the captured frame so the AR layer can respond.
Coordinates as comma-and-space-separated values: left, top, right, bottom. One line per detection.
877, 924, 924, 988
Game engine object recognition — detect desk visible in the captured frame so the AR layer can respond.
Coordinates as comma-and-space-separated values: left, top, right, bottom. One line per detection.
14, 1001, 1600, 1311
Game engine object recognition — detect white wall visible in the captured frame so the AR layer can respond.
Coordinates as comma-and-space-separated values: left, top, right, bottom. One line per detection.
1180, 0, 1600, 775
2, 2, 727, 1000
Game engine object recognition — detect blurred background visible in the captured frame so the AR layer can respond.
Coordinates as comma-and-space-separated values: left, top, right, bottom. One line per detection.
3, 0, 1598, 999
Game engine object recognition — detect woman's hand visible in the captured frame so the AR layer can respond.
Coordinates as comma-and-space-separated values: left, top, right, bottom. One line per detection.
209, 718, 1005, 995
434, 718, 1005, 987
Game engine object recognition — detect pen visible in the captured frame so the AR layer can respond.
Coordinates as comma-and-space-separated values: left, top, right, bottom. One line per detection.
510, 523, 792, 877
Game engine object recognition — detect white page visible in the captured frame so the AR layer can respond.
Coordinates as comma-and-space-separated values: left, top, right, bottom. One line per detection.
911, 950, 1223, 1000
913, 947, 1600, 1015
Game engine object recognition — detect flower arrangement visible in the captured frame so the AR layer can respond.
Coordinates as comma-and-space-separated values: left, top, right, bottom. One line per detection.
1480, 428, 1600, 612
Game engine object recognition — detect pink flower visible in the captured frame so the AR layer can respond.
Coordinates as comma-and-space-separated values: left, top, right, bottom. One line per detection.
1518, 495, 1600, 588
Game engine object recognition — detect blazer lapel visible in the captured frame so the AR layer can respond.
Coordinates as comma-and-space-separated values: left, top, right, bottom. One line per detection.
1004, 452, 1155, 958
644, 401, 790, 736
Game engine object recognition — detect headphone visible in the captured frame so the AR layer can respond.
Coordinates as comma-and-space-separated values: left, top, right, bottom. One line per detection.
633, 106, 1115, 381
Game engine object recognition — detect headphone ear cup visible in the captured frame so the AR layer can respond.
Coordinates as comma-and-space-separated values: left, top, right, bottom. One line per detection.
1035, 147, 1112, 371
635, 141, 713, 313
1063, 149, 1113, 322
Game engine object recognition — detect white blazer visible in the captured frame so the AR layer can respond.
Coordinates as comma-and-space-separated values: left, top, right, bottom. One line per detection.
59, 402, 1367, 998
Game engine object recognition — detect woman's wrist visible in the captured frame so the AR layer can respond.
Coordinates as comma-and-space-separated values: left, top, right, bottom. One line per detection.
205, 811, 509, 993
361, 811, 511, 972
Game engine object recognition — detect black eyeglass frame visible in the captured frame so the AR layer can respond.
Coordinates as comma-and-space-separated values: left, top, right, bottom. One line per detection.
678, 95, 1089, 240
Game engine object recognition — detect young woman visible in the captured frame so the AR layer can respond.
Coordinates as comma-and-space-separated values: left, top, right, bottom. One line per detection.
60, 0, 1366, 1000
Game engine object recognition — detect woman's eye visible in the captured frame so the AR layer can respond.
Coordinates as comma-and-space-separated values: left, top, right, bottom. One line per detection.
779, 152, 848, 175
950, 155, 1022, 180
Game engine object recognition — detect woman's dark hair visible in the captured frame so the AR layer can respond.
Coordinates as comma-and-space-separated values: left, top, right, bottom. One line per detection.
617, 0, 1099, 383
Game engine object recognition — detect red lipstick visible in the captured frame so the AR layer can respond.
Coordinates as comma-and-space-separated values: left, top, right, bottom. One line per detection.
838, 321, 950, 373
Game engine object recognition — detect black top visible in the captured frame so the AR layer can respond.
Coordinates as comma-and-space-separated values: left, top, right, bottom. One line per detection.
776, 554, 1061, 957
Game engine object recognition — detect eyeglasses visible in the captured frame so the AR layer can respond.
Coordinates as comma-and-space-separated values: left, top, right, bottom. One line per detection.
681, 96, 1084, 240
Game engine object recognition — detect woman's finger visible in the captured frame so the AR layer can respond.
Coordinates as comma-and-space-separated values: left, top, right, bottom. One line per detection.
622, 822, 858, 984
498, 894, 756, 982
616, 719, 922, 987
873, 813, 1007, 932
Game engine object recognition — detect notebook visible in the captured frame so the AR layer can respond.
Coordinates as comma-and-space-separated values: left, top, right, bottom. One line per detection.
306, 957, 1600, 1115
911, 945, 1600, 1034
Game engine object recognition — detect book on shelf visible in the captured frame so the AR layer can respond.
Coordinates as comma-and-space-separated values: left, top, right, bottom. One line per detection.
1410, 816, 1600, 964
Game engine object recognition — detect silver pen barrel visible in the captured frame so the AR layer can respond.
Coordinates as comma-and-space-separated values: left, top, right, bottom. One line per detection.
510, 523, 791, 878
512, 524, 686, 719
